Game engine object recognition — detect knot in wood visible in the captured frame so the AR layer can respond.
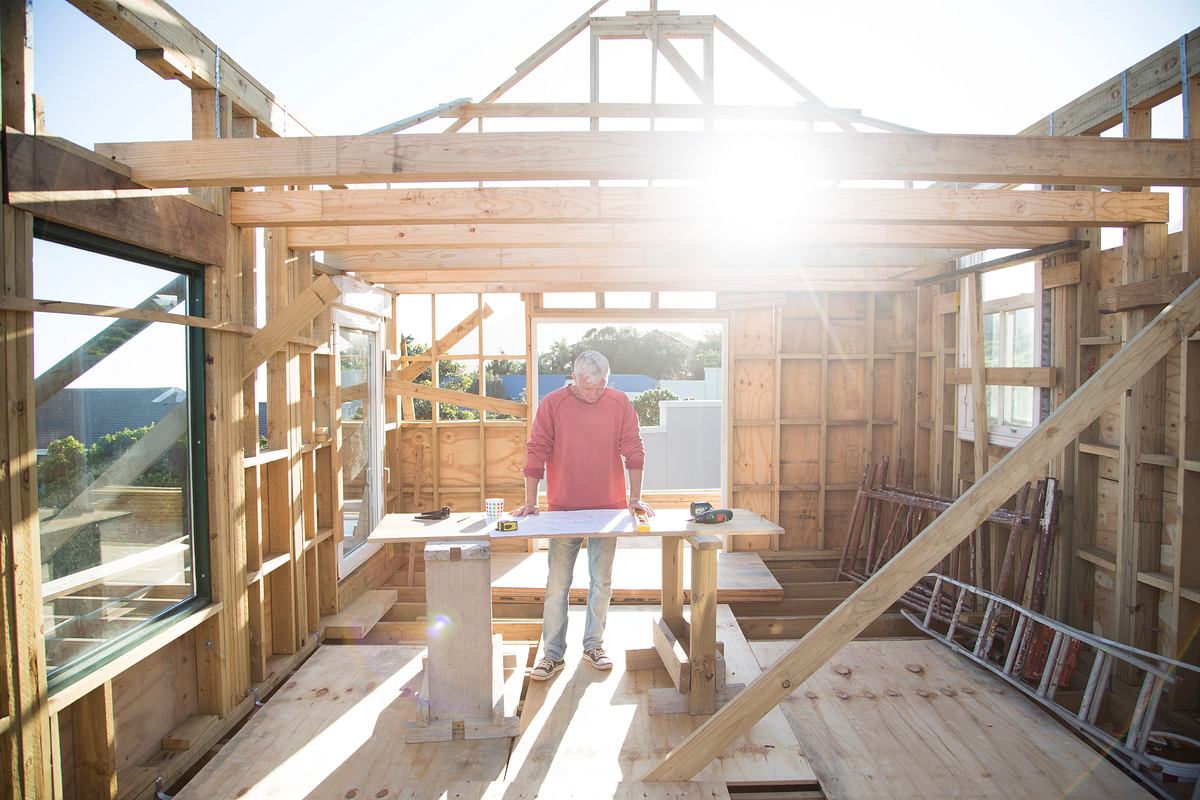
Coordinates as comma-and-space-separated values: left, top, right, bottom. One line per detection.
917, 688, 931, 697
834, 689, 850, 700
804, 690, 818, 699
905, 663, 924, 674
832, 664, 852, 677
781, 679, 791, 689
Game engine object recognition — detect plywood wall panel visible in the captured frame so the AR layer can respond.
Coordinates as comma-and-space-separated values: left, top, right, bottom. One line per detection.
825, 426, 866, 486
778, 490, 820, 550
781, 318, 822, 353
733, 425, 774, 486
732, 308, 775, 356
780, 361, 820, 419
822, 490, 858, 552
779, 426, 819, 485
113, 634, 197, 775
829, 319, 867, 355
733, 360, 776, 421
827, 361, 867, 421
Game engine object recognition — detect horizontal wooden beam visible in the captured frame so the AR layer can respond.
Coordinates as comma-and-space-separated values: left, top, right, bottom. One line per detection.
4, 130, 225, 265
94, 132, 1200, 188
361, 265, 909, 282
67, 0, 313, 136
443, 102, 864, 122
232, 187, 1170, 228
641, 274, 1200, 781
287, 222, 1070, 251
324, 245, 964, 272
385, 379, 527, 418
379, 279, 915, 294
945, 367, 1057, 387
1098, 272, 1196, 314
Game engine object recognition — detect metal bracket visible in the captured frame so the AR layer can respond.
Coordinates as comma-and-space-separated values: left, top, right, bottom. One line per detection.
251, 686, 266, 707
155, 775, 173, 800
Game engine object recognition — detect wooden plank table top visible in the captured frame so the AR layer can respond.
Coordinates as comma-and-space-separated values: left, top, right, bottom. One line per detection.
370, 507, 780, 547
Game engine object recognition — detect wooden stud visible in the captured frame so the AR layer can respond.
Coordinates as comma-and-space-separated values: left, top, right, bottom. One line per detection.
71, 682, 116, 800
1, 2, 51, 792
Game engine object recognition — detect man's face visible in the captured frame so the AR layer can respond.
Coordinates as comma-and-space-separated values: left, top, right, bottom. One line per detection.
571, 371, 608, 404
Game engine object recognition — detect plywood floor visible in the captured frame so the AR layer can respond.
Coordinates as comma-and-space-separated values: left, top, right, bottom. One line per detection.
490, 549, 781, 603
177, 605, 813, 799
175, 644, 526, 799
506, 605, 816, 790
753, 639, 1148, 800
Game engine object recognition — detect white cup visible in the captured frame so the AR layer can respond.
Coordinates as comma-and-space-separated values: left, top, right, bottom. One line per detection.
485, 497, 504, 518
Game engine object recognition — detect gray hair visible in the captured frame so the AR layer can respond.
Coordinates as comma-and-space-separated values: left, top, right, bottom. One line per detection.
573, 350, 610, 383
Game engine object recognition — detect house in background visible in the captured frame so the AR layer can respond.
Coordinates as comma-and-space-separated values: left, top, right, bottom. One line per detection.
35, 387, 186, 455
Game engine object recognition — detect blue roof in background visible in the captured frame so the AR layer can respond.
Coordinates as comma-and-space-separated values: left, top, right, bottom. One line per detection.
499, 374, 658, 401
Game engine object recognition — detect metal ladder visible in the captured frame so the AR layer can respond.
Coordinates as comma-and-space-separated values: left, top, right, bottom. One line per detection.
903, 572, 1200, 800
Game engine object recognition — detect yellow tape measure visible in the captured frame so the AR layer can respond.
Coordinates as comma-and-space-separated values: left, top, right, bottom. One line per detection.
495, 520, 519, 532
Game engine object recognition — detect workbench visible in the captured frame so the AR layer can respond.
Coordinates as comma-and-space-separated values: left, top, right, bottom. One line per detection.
371, 508, 783, 716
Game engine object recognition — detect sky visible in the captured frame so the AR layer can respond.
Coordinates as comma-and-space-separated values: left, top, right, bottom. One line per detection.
26, 0, 1200, 389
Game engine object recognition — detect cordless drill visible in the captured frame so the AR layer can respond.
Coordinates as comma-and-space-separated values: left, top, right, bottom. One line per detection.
689, 502, 733, 524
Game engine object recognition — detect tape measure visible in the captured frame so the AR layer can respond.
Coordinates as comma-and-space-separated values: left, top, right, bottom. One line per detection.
495, 520, 519, 532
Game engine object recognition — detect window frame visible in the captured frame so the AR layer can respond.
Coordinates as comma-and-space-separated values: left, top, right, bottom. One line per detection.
32, 220, 211, 695
530, 311, 730, 499
332, 300, 388, 579
956, 262, 1044, 449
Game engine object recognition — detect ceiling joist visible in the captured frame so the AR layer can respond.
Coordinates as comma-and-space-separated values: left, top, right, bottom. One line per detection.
95, 132, 1200, 188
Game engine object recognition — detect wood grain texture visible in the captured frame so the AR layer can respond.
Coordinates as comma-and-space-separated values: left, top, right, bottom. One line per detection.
95, 132, 1200, 188
754, 639, 1143, 798
509, 606, 815, 787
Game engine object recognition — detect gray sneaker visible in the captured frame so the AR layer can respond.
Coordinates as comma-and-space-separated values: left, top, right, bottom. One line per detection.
583, 647, 613, 670
530, 655, 564, 681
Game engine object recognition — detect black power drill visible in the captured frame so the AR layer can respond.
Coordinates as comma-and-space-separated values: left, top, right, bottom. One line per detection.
689, 501, 733, 524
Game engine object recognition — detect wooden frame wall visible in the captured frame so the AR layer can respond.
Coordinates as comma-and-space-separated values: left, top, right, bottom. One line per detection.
5, 2, 1200, 794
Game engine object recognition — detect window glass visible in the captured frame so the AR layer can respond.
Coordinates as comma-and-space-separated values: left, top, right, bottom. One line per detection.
32, 235, 206, 688
339, 326, 379, 557
535, 321, 724, 491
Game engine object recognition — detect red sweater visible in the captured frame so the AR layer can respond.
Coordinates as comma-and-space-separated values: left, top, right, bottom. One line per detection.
523, 386, 646, 511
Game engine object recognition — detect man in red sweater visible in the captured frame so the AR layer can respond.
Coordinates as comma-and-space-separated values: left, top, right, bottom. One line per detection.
512, 350, 654, 680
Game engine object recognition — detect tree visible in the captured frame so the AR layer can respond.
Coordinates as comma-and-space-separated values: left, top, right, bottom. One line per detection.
632, 387, 680, 427
40, 423, 188, 512
40, 435, 85, 508
537, 326, 719, 381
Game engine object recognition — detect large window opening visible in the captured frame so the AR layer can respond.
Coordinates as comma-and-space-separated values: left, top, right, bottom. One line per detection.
534, 301, 724, 494
31, 224, 208, 691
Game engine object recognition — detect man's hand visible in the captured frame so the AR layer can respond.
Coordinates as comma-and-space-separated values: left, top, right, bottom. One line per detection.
629, 498, 655, 517
511, 502, 540, 517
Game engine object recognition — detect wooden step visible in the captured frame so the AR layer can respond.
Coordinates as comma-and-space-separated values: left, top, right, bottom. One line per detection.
361, 618, 543, 644
739, 613, 918, 640
781, 580, 857, 599
320, 589, 397, 641
729, 598, 899, 617
769, 567, 839, 583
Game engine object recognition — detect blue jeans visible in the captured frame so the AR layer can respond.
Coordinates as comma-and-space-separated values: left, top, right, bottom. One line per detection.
541, 537, 617, 661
